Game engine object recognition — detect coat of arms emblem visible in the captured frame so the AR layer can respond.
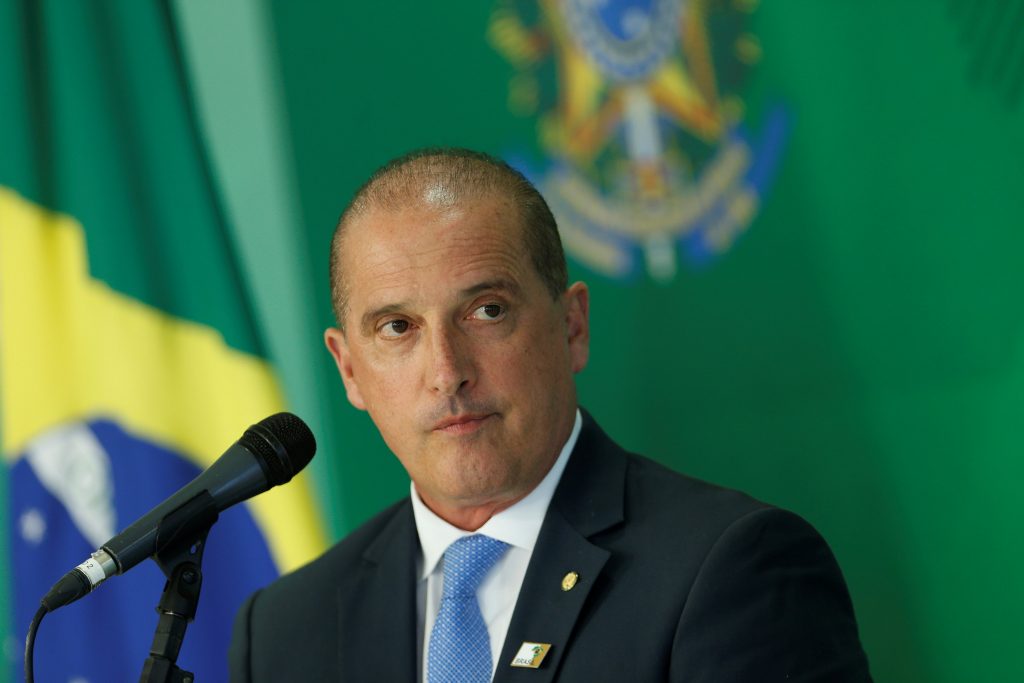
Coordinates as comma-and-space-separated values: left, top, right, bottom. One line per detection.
489, 0, 787, 281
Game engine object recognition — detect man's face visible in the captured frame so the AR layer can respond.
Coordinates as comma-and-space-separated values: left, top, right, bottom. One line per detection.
324, 193, 589, 527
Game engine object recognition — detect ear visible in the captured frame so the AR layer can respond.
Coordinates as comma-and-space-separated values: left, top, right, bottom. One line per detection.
563, 281, 590, 373
324, 327, 367, 410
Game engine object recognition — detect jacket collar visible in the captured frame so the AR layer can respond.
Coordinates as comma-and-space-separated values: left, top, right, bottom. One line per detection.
493, 409, 627, 682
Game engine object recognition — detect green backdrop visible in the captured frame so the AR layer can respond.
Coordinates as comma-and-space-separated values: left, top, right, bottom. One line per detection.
256, 2, 1024, 681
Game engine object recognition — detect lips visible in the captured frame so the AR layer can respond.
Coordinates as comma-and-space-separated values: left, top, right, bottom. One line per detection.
432, 413, 495, 435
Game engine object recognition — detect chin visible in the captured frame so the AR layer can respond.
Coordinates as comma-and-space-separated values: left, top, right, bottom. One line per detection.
442, 465, 520, 504
445, 475, 511, 501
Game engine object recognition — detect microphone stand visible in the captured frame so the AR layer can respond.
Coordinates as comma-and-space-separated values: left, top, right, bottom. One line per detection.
139, 492, 220, 683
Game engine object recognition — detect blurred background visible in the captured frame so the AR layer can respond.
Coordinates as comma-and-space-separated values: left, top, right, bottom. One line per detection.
2, 1, 1022, 681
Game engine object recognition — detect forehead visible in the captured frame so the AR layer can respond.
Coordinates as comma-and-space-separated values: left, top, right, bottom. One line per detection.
340, 196, 532, 312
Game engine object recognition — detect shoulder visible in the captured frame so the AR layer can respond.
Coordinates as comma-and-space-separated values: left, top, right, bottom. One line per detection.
561, 411, 856, 609
624, 449, 768, 521
258, 496, 411, 601
553, 413, 870, 680
235, 496, 411, 636
565, 411, 774, 542
618, 450, 797, 574
229, 497, 413, 681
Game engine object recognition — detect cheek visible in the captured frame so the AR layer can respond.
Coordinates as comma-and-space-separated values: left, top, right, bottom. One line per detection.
352, 358, 407, 417
484, 341, 532, 387
520, 331, 570, 375
354, 349, 417, 399
490, 344, 564, 405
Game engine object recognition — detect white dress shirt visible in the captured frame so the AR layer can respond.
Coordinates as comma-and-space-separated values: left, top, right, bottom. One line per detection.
411, 410, 582, 682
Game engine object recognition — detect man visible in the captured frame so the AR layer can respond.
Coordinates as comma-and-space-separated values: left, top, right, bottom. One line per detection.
229, 149, 871, 682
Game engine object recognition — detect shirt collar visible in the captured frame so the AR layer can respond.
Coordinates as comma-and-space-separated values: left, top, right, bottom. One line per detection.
411, 409, 582, 581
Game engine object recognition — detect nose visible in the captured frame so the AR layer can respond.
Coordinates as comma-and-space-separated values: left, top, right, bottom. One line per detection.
427, 324, 475, 396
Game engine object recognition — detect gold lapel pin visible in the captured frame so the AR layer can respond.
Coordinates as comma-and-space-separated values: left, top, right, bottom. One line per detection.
510, 642, 552, 669
561, 571, 579, 591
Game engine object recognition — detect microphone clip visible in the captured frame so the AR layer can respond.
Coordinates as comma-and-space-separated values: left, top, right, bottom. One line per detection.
140, 490, 220, 683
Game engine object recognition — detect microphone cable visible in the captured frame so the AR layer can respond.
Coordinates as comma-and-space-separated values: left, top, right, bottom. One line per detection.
25, 604, 46, 683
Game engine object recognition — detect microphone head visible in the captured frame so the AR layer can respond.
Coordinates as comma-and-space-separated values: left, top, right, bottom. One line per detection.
241, 412, 316, 486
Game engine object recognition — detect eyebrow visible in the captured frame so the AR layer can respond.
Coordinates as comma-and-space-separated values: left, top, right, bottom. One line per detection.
358, 278, 522, 335
460, 278, 521, 299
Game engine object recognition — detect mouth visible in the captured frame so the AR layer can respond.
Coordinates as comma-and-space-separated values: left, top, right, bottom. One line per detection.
432, 413, 497, 435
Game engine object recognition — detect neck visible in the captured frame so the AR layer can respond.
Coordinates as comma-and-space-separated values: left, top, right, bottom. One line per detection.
416, 489, 527, 531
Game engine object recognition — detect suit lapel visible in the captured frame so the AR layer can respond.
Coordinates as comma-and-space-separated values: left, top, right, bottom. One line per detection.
494, 412, 627, 682
337, 501, 420, 682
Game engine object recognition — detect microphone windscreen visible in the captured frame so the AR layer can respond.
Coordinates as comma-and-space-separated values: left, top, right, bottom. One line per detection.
241, 412, 316, 485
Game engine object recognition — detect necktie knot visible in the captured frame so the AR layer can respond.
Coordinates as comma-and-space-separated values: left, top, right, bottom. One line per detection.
442, 535, 510, 598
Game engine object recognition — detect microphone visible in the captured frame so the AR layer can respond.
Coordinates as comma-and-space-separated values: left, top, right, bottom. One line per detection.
40, 412, 316, 612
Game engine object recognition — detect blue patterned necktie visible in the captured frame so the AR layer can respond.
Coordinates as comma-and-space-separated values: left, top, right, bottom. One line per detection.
428, 535, 510, 683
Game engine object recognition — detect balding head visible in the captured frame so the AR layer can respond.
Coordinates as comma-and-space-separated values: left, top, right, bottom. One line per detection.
329, 148, 567, 328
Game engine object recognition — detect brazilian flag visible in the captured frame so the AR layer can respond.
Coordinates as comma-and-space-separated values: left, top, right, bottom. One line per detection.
0, 2, 327, 681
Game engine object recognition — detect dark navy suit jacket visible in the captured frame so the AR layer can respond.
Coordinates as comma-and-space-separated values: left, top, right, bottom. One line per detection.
229, 412, 872, 681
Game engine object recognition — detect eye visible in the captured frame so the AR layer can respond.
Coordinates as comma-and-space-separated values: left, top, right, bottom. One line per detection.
470, 303, 505, 321
378, 319, 411, 339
